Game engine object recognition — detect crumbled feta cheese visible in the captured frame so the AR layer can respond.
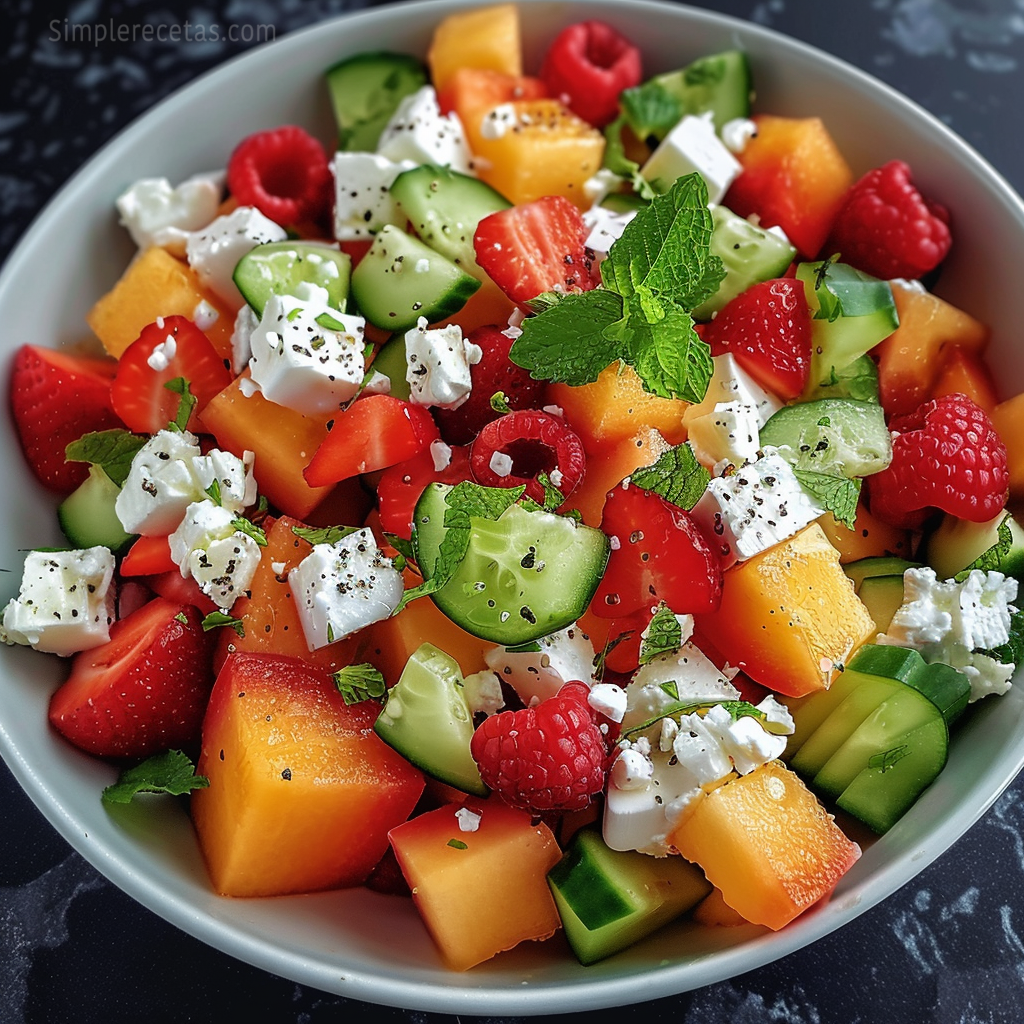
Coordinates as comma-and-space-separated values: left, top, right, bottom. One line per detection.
689, 448, 824, 568
720, 117, 758, 154
484, 622, 598, 706
878, 567, 1019, 702
455, 806, 482, 832
115, 173, 223, 256
147, 334, 177, 372
191, 447, 258, 512
361, 370, 392, 396
376, 86, 473, 174
1, 547, 116, 656
588, 681, 627, 723
641, 113, 742, 204
404, 317, 482, 409
248, 292, 366, 414
685, 400, 762, 468
430, 439, 453, 472
192, 298, 220, 333
288, 528, 404, 649
462, 670, 505, 716
168, 500, 261, 611
489, 451, 513, 477
479, 103, 520, 140
582, 205, 636, 261
583, 167, 628, 205
331, 152, 415, 241
609, 747, 654, 791
683, 353, 783, 428
230, 303, 259, 375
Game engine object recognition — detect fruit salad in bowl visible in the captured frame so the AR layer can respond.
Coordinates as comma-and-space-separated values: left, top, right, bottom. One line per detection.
2, 0, 1024, 1013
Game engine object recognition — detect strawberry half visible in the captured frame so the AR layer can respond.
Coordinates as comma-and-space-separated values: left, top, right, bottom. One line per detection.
111, 316, 233, 435
48, 597, 217, 760
9, 344, 123, 494
474, 195, 595, 307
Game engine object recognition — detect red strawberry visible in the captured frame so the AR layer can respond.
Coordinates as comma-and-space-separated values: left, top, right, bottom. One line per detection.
469, 408, 586, 504
540, 20, 642, 128
48, 597, 217, 760
470, 681, 609, 813
433, 324, 547, 445
825, 160, 952, 281
702, 277, 812, 401
376, 443, 472, 541
226, 125, 333, 229
9, 344, 123, 494
474, 196, 595, 307
111, 316, 233, 436
867, 392, 1009, 530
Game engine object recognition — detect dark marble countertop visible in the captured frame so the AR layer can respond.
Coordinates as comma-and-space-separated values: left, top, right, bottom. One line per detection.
4, 1, 1024, 1021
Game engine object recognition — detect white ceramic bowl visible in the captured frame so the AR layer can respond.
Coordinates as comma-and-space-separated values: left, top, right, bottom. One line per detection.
2, 0, 1024, 1014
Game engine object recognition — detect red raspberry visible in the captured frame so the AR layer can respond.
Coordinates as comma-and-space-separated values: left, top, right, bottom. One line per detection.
470, 681, 609, 813
433, 324, 546, 446
826, 160, 952, 281
868, 392, 1009, 529
226, 125, 333, 228
469, 408, 586, 504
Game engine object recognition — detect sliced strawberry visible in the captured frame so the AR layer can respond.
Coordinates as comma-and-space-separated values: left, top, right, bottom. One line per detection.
433, 324, 547, 445
474, 196, 595, 307
9, 344, 123, 494
48, 597, 216, 760
376, 444, 472, 541
145, 570, 220, 616
111, 316, 233, 436
119, 535, 176, 577
702, 277, 812, 401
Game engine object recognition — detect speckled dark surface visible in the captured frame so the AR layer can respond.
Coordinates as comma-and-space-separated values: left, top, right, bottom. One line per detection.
4, 1, 1024, 1021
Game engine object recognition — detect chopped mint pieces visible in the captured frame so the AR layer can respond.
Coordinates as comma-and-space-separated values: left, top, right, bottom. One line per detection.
64, 429, 148, 487
629, 443, 710, 511
333, 663, 387, 705
101, 750, 209, 805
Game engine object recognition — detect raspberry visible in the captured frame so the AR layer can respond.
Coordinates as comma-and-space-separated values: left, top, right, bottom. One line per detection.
469, 408, 586, 504
226, 125, 333, 228
826, 160, 952, 281
470, 681, 609, 813
868, 392, 1009, 529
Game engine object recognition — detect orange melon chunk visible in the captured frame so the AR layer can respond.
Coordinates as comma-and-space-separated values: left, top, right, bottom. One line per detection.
929, 347, 1000, 414
427, 3, 522, 94
815, 505, 913, 564
389, 797, 562, 971
991, 391, 1024, 498
695, 523, 877, 697
669, 760, 861, 930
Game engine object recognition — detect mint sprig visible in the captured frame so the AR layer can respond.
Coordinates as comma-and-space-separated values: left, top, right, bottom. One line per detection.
794, 469, 861, 531
165, 376, 197, 432
639, 603, 684, 664
65, 429, 148, 487
101, 750, 209, 805
629, 443, 710, 510
333, 663, 387, 705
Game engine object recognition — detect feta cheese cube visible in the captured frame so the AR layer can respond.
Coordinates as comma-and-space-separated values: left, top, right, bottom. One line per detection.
191, 448, 258, 513
404, 317, 482, 409
684, 400, 762, 467
689, 449, 824, 568
682, 353, 783, 429
462, 670, 506, 716
248, 292, 366, 414
588, 681, 627, 723
185, 205, 287, 307
376, 86, 474, 174
331, 152, 414, 241
1, 547, 116, 656
484, 622, 598, 706
641, 113, 742, 204
288, 528, 404, 649
582, 205, 636, 261
115, 173, 223, 256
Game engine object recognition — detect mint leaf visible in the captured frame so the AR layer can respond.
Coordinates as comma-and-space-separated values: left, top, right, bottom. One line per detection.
629, 443, 710, 510
602, 115, 657, 201
793, 469, 861, 530
65, 429, 148, 487
639, 603, 683, 664
101, 750, 209, 805
956, 513, 1014, 581
201, 610, 245, 637
536, 472, 565, 512
232, 517, 268, 547
333, 663, 387, 704
292, 524, 361, 546
205, 478, 222, 505
164, 377, 197, 432
619, 82, 682, 141
384, 532, 417, 567
624, 303, 714, 402
490, 391, 512, 414
315, 311, 348, 332
810, 258, 896, 322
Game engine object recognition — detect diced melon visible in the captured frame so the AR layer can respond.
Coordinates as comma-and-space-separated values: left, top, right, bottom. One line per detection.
87, 246, 236, 362
668, 760, 861, 930
815, 505, 913, 564
692, 886, 758, 928
929, 347, 1000, 414
991, 391, 1024, 498
427, 3, 522, 94
388, 797, 562, 971
694, 523, 877, 697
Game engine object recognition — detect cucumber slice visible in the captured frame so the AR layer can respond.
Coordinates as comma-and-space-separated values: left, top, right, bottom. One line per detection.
57, 465, 133, 552
691, 204, 797, 321
391, 164, 511, 281
233, 241, 352, 317
803, 353, 880, 404
373, 642, 487, 796
412, 482, 610, 646
857, 574, 905, 633
547, 828, 711, 965
349, 224, 480, 332
368, 334, 410, 401
843, 555, 921, 593
924, 509, 1024, 581
325, 50, 427, 152
759, 397, 892, 479
796, 261, 899, 395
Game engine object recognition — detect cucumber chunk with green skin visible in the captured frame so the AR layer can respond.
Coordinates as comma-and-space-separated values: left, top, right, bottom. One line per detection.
547, 828, 711, 965
390, 164, 511, 281
924, 510, 1024, 582
373, 642, 487, 796
412, 483, 610, 646
856, 574, 905, 633
233, 241, 352, 317
325, 50, 427, 152
691, 204, 797, 321
57, 465, 133, 552
796, 261, 899, 396
803, 353, 880, 404
843, 555, 921, 593
368, 333, 410, 401
759, 397, 892, 479
350, 224, 480, 332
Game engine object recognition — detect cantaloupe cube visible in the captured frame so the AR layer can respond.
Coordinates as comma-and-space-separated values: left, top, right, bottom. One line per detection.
815, 505, 913, 564
929, 347, 1000, 414
669, 760, 861, 930
991, 391, 1024, 497
87, 246, 236, 362
875, 282, 990, 418
694, 523, 877, 697
427, 3, 522, 94
389, 797, 562, 970
692, 886, 759, 928
192, 652, 424, 897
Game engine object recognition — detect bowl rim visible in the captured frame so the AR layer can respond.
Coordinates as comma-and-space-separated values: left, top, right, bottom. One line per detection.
3, 0, 1024, 1014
